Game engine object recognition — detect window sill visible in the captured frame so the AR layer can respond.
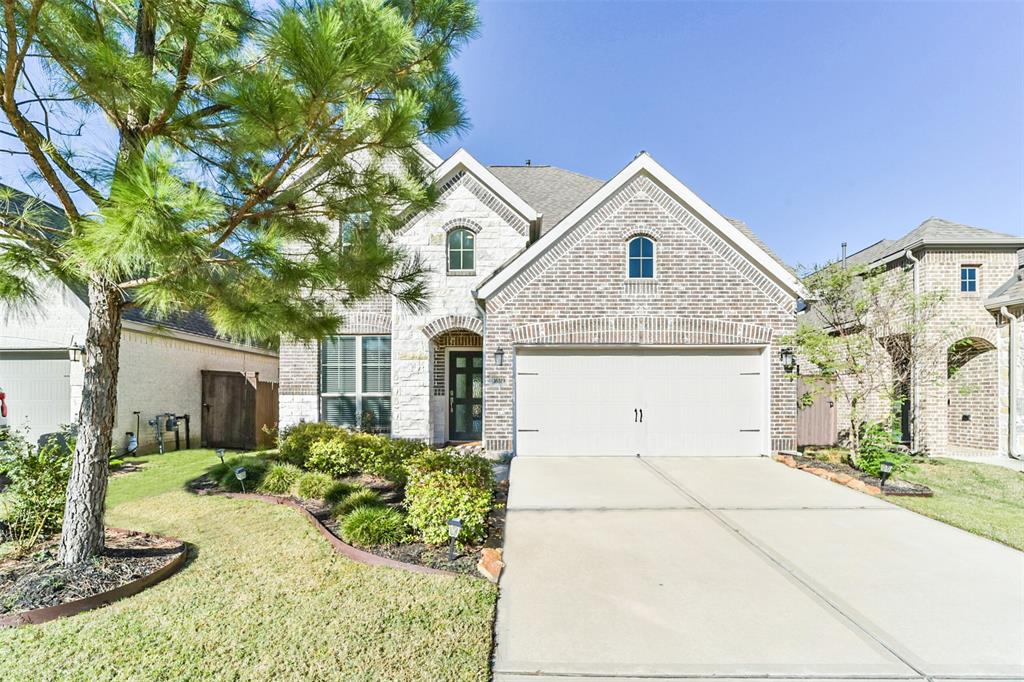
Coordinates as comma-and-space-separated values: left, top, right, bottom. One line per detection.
623, 279, 659, 296
447, 270, 476, 277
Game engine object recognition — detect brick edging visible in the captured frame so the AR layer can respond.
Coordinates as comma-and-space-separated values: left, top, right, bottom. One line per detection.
0, 529, 188, 629
206, 491, 461, 578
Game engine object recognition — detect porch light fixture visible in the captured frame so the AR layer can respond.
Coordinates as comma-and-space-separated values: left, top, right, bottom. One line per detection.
494, 348, 505, 367
447, 518, 463, 562
69, 345, 84, 362
879, 460, 894, 488
780, 348, 798, 374
216, 448, 226, 465
234, 466, 247, 494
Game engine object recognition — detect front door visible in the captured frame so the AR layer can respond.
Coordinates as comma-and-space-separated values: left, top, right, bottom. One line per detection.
449, 351, 483, 441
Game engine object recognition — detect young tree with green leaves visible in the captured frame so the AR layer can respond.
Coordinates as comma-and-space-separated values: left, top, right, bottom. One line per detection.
0, 0, 477, 565
788, 260, 947, 459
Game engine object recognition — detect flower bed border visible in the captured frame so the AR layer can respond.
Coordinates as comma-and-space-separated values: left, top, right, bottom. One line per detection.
774, 453, 933, 497
0, 529, 188, 629
200, 490, 460, 577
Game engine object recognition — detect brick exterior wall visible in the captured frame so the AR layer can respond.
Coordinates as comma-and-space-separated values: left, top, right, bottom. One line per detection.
481, 172, 798, 456
948, 343, 998, 451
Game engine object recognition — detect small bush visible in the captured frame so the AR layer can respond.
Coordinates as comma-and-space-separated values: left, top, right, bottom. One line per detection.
405, 449, 494, 546
855, 421, 911, 477
278, 421, 345, 467
259, 463, 302, 495
323, 480, 360, 506
211, 456, 269, 492
331, 489, 384, 518
306, 431, 359, 478
340, 506, 408, 548
0, 429, 74, 553
295, 471, 334, 500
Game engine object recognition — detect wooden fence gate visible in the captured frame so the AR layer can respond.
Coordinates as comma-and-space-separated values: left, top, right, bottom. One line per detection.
796, 376, 837, 447
201, 371, 278, 450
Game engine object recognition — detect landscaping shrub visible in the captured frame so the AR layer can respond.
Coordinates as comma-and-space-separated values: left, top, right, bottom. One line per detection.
296, 471, 334, 500
323, 479, 360, 506
340, 506, 408, 548
278, 421, 345, 467
306, 431, 361, 478
855, 421, 911, 477
211, 456, 269, 492
259, 463, 302, 495
0, 429, 74, 553
330, 489, 384, 518
405, 449, 494, 546
306, 432, 427, 485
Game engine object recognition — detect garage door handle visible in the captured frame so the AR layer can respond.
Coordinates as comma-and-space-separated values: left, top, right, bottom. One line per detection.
639, 408, 643, 423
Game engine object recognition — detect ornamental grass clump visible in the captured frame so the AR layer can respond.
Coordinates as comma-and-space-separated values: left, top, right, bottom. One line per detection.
211, 456, 269, 492
259, 463, 303, 495
405, 449, 494, 546
295, 471, 335, 500
323, 480, 360, 506
331, 489, 384, 518
340, 506, 408, 548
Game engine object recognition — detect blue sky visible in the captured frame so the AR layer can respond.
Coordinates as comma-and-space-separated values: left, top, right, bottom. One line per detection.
435, 0, 1024, 268
3, 1, 1020, 270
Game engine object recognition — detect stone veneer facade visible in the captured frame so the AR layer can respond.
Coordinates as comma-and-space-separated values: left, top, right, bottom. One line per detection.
279, 157, 800, 457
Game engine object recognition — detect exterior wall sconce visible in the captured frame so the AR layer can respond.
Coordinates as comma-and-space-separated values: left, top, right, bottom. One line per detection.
69, 345, 85, 362
494, 348, 505, 367
780, 347, 798, 374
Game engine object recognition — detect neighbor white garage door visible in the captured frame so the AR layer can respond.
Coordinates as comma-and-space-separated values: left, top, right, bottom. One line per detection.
0, 350, 71, 442
515, 347, 766, 457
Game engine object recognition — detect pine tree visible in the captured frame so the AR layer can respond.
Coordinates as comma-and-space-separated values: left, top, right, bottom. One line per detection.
0, 0, 477, 564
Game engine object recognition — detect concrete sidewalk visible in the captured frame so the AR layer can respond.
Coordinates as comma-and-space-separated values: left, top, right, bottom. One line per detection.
493, 456, 1024, 681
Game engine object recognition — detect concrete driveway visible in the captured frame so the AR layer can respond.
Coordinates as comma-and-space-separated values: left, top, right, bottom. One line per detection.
493, 457, 1024, 681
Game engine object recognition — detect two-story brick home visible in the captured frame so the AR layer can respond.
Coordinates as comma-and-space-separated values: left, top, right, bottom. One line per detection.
279, 148, 807, 459
830, 220, 1024, 461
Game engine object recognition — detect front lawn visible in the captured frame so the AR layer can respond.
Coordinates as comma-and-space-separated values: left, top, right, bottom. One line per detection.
887, 457, 1024, 551
0, 449, 497, 681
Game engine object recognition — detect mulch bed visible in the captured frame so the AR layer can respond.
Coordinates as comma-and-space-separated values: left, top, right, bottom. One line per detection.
187, 472, 508, 577
791, 453, 933, 496
0, 528, 185, 615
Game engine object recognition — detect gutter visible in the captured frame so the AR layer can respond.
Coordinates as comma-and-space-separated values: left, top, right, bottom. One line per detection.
904, 250, 920, 453
999, 307, 1020, 460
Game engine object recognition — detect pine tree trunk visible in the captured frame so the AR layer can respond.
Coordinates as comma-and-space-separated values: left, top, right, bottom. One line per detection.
58, 278, 122, 565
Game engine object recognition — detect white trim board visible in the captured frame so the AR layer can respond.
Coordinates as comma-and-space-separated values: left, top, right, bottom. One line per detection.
475, 152, 808, 301
432, 148, 541, 224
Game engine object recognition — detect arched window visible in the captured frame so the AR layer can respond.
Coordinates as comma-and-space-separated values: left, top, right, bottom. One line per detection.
448, 228, 475, 272
628, 236, 654, 278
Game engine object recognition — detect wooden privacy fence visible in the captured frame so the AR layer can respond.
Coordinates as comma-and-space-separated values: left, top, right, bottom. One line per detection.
796, 376, 837, 447
201, 370, 278, 450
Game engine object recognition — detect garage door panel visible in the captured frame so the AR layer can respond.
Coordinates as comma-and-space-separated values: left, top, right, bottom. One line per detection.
515, 348, 765, 457
0, 351, 71, 441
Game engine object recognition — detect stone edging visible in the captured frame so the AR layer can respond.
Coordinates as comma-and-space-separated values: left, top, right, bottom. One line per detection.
773, 453, 883, 495
202, 490, 460, 577
0, 529, 188, 629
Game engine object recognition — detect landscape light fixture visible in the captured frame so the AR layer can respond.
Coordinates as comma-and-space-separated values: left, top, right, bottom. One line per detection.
216, 448, 226, 465
447, 518, 463, 562
234, 466, 248, 494
879, 461, 894, 488
494, 348, 505, 367
780, 348, 798, 374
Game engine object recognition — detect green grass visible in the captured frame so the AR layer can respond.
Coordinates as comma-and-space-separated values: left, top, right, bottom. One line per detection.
889, 457, 1024, 551
0, 449, 496, 681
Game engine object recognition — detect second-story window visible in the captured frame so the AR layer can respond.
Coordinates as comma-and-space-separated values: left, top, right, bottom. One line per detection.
628, 236, 655, 279
448, 228, 475, 273
960, 266, 978, 293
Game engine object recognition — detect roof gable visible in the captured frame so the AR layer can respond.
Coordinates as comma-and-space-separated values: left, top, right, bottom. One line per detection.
430, 149, 540, 225
475, 153, 807, 301
488, 165, 604, 234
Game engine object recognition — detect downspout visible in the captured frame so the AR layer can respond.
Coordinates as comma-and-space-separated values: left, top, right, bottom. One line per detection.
999, 307, 1020, 460
904, 250, 920, 453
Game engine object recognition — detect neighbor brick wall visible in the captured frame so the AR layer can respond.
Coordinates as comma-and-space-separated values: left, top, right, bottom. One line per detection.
482, 172, 798, 456
948, 344, 998, 451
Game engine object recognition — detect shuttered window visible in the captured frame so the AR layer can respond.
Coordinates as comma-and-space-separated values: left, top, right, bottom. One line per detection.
320, 335, 391, 432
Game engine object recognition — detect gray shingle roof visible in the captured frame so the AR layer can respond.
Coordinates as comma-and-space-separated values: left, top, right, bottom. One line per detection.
847, 218, 1022, 266
724, 217, 798, 277
488, 165, 605, 234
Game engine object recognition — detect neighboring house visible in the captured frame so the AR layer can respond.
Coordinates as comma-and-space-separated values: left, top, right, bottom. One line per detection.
280, 149, 806, 458
815, 219, 1024, 460
0, 188, 279, 452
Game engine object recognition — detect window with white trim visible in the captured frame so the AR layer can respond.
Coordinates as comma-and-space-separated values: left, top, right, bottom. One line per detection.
628, 236, 655, 278
320, 335, 391, 432
447, 228, 475, 272
960, 266, 978, 293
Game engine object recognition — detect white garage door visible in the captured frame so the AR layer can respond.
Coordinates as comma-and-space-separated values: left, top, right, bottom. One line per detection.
515, 347, 766, 457
0, 350, 71, 442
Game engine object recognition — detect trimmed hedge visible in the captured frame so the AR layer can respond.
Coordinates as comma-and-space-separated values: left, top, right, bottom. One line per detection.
404, 449, 493, 546
278, 422, 344, 467
306, 431, 428, 486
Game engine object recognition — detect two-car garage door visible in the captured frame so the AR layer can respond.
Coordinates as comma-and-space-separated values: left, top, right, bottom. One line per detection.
515, 347, 766, 457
